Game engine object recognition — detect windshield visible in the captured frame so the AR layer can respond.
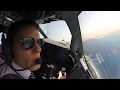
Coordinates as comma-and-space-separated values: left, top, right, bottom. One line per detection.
78, 11, 120, 79
39, 20, 72, 46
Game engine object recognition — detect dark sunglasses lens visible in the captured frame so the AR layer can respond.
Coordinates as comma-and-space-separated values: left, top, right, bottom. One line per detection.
21, 38, 34, 49
37, 39, 43, 47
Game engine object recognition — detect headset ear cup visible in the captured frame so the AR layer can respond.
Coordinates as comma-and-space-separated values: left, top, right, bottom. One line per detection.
1, 33, 11, 60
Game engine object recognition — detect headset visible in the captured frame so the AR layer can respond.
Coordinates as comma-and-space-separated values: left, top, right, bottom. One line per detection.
0, 21, 43, 79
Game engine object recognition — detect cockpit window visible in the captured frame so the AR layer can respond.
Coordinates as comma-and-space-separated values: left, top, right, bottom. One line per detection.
0, 33, 3, 44
78, 11, 120, 79
39, 20, 72, 46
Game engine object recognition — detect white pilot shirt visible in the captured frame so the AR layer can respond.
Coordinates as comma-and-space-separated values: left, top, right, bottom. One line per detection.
0, 57, 31, 79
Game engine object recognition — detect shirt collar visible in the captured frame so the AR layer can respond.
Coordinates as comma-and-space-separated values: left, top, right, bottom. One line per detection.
12, 62, 31, 79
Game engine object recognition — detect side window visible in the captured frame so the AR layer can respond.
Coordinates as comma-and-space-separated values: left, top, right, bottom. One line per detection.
0, 33, 2, 45
78, 11, 120, 79
0, 33, 2, 54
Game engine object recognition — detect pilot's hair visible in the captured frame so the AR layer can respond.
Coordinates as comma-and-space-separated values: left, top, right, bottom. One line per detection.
5, 19, 41, 58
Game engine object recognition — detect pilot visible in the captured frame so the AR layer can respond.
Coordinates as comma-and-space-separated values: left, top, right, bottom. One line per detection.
0, 19, 66, 79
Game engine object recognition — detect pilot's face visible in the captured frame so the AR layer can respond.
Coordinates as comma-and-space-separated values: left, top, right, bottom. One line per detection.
12, 26, 42, 71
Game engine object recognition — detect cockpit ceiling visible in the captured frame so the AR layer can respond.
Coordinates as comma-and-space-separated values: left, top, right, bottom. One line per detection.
0, 11, 54, 26
0, 11, 62, 32
0, 11, 82, 32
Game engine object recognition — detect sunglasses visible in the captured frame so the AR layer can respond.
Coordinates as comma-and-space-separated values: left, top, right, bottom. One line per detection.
19, 37, 43, 50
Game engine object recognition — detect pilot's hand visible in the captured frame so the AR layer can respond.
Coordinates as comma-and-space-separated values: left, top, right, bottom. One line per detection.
58, 71, 67, 79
